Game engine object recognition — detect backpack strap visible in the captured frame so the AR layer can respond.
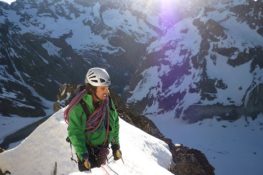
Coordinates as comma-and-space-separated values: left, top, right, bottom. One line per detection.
79, 96, 114, 117
79, 99, 91, 118
108, 96, 114, 111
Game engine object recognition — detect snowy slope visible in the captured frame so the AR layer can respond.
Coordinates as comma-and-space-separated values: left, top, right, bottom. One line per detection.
151, 112, 263, 175
0, 109, 173, 175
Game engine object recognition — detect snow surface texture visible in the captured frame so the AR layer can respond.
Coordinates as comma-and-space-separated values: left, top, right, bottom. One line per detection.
0, 116, 41, 144
151, 112, 263, 175
0, 109, 173, 175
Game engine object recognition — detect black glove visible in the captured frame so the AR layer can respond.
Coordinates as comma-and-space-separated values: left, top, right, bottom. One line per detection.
82, 153, 91, 170
111, 144, 122, 160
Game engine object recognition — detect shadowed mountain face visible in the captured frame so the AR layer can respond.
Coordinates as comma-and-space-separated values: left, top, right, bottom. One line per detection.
0, 0, 262, 122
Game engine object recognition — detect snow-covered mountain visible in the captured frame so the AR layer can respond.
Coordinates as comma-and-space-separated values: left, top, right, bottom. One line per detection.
127, 0, 263, 122
0, 109, 173, 175
1, 0, 262, 121
0, 0, 162, 119
0, 0, 263, 174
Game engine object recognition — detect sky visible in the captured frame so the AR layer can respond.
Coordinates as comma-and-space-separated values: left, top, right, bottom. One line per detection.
0, 108, 173, 175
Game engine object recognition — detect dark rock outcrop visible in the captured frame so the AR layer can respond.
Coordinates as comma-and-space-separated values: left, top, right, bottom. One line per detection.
0, 169, 11, 175
168, 144, 214, 175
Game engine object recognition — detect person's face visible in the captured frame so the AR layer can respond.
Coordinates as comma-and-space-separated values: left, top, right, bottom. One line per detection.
95, 86, 109, 101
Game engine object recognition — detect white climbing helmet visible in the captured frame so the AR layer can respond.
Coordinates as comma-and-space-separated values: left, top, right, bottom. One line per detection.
85, 67, 111, 86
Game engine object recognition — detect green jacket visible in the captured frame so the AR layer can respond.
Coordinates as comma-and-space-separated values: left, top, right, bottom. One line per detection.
67, 93, 119, 160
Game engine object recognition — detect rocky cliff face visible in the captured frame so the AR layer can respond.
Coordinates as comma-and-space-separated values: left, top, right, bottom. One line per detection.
0, 29, 89, 116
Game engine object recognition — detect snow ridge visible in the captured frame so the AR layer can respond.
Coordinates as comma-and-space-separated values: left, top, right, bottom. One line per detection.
0, 109, 173, 175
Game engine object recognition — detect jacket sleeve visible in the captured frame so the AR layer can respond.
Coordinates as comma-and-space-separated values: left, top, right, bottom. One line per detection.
110, 101, 120, 146
67, 105, 87, 160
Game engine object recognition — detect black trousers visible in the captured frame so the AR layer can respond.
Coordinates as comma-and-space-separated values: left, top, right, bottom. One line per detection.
78, 146, 109, 171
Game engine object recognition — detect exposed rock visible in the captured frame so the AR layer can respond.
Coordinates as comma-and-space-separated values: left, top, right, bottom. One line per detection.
0, 169, 11, 175
182, 83, 263, 123
245, 84, 263, 117
169, 144, 214, 175
53, 83, 82, 112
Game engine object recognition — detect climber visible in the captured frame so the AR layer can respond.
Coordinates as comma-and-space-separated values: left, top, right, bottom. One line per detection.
66, 67, 122, 171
